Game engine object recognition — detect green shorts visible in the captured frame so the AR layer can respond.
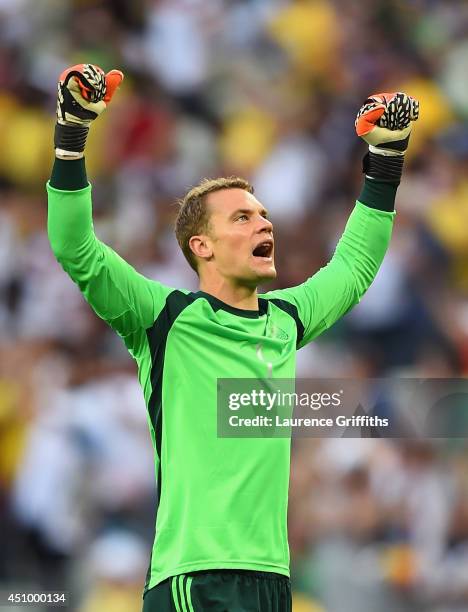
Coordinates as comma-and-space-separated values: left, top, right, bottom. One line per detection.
142, 570, 292, 612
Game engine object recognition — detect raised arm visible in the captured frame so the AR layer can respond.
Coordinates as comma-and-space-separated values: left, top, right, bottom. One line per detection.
263, 92, 419, 348
47, 65, 174, 352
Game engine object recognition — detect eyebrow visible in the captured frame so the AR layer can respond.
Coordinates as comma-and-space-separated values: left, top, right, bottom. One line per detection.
230, 208, 269, 219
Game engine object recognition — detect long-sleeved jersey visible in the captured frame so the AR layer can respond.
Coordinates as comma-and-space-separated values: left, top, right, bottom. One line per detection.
47, 182, 394, 591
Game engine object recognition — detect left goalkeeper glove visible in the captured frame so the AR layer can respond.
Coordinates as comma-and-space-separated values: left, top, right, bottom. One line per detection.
55, 63, 123, 160
355, 92, 419, 183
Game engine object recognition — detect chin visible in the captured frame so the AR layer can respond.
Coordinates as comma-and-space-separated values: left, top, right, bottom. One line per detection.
263, 267, 277, 280
236, 261, 277, 286
255, 265, 277, 284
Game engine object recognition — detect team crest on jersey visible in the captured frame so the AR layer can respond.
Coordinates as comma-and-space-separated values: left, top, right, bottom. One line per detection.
271, 324, 289, 341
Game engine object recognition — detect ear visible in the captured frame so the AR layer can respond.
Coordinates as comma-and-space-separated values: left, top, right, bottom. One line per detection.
189, 234, 213, 263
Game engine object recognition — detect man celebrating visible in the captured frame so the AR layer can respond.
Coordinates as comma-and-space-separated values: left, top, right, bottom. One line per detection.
47, 64, 418, 611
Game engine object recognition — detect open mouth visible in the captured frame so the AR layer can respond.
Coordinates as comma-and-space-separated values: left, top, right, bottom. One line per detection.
252, 241, 273, 260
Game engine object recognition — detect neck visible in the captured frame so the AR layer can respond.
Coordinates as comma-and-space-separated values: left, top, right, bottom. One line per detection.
199, 278, 259, 311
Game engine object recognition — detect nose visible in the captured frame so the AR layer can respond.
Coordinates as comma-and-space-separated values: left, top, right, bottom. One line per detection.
257, 215, 273, 234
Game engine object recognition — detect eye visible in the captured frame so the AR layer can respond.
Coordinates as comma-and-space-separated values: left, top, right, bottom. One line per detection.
237, 214, 249, 222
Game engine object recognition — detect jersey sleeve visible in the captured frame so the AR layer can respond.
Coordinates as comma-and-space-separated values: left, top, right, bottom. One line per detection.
262, 201, 395, 349
47, 182, 175, 351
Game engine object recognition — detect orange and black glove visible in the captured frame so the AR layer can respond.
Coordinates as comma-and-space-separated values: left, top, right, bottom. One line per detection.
55, 64, 123, 160
355, 92, 419, 183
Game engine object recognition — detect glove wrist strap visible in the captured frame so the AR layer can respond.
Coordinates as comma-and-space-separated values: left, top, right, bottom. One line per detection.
54, 123, 89, 160
363, 151, 404, 184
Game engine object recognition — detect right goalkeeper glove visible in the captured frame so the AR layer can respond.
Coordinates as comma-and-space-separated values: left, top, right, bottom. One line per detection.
355, 92, 419, 183
55, 63, 123, 160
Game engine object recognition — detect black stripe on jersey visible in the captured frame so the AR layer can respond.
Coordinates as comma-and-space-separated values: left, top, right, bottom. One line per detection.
146, 290, 196, 439
267, 298, 305, 348
144, 290, 196, 593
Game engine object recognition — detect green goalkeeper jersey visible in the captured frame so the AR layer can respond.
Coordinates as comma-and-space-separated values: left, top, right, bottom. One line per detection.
47, 183, 394, 591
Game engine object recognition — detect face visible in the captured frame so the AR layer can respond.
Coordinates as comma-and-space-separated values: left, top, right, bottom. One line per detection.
195, 188, 276, 287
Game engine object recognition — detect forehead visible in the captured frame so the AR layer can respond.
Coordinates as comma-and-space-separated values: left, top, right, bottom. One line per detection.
206, 188, 264, 218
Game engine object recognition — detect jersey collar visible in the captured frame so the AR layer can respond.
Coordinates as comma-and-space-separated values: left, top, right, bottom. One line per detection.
194, 291, 268, 319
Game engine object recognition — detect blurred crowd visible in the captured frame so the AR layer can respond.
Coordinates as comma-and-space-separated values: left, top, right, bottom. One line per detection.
2, 0, 468, 610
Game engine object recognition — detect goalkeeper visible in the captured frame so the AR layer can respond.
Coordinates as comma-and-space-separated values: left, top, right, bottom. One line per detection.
47, 64, 419, 612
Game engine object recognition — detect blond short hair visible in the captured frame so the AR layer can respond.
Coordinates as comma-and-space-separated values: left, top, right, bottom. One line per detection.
175, 176, 254, 272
